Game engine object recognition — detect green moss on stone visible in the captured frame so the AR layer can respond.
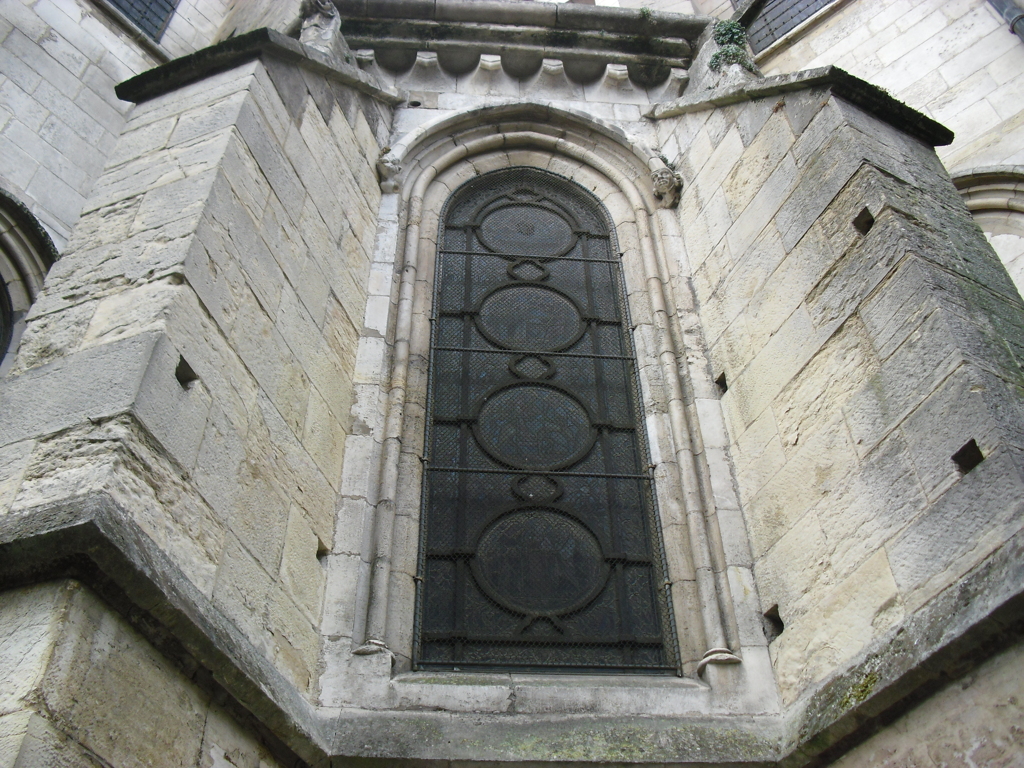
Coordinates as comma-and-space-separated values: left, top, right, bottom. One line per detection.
840, 671, 879, 709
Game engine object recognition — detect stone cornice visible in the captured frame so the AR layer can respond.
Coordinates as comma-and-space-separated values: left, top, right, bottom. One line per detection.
115, 27, 403, 106
648, 65, 954, 148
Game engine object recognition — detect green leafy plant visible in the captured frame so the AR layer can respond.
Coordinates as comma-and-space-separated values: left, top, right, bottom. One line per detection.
708, 20, 757, 74
639, 6, 653, 21
712, 19, 747, 47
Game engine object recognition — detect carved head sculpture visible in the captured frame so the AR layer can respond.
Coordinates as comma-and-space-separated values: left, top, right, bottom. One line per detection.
377, 151, 402, 193
651, 167, 682, 208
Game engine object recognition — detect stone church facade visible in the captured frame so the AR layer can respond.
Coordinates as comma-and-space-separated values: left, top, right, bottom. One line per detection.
0, 0, 1023, 766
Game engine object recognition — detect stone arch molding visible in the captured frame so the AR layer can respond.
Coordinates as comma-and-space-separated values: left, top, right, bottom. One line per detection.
0, 189, 57, 375
954, 166, 1024, 295
335, 103, 752, 693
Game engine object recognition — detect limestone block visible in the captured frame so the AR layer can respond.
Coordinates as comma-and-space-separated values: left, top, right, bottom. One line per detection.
320, 551, 363, 642
281, 505, 327, 626
728, 305, 819, 429
773, 317, 876, 454
745, 415, 858, 559
235, 100, 305, 225
132, 333, 213, 471
0, 583, 68, 716
0, 435, 36, 514
725, 566, 765, 648
228, 286, 308, 440
267, 587, 317, 692
771, 549, 904, 706
1, 712, 101, 768
841, 311, 968, 459
302, 384, 348, 488
754, 510, 835, 623
212, 535, 276, 651
743, 224, 834, 352
204, 173, 285, 319
40, 584, 208, 768
253, 393, 336, 548
126, 61, 261, 132
99, 417, 225, 596
0, 332, 158, 448
890, 447, 1024, 612
817, 432, 928, 581
169, 91, 251, 149
220, 134, 272, 224
722, 109, 795, 220
724, 153, 799, 259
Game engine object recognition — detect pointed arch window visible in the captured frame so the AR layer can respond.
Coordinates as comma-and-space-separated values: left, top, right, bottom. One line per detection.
414, 167, 677, 673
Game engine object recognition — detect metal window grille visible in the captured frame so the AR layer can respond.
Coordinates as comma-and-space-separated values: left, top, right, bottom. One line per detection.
414, 168, 678, 674
747, 0, 836, 54
105, 0, 178, 41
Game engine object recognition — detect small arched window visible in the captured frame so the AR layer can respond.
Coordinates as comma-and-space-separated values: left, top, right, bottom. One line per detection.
414, 168, 677, 673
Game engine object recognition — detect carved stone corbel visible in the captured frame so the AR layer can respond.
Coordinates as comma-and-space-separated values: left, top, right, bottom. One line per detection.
652, 165, 683, 209
377, 150, 402, 193
299, 0, 341, 56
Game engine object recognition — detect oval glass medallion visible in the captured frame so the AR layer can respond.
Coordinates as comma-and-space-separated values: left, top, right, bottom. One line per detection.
474, 509, 606, 615
477, 285, 583, 351
478, 205, 574, 257
474, 385, 593, 470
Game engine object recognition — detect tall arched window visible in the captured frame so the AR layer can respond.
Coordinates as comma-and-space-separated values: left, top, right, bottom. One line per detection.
415, 168, 677, 673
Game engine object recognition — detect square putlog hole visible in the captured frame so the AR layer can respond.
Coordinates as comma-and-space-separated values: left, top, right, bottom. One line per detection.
853, 207, 874, 235
952, 439, 984, 474
715, 372, 728, 394
175, 356, 199, 389
763, 604, 784, 644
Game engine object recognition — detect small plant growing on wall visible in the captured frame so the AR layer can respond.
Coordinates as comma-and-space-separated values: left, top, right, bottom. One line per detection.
708, 20, 758, 74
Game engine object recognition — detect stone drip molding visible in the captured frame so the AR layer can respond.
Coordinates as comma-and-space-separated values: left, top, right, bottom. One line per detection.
345, 102, 745, 684
354, 50, 690, 104
953, 165, 1024, 219
334, 0, 709, 103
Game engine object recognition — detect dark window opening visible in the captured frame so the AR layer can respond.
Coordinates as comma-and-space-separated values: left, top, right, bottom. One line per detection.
0, 279, 13, 362
415, 167, 676, 674
105, 0, 178, 41
747, 0, 837, 54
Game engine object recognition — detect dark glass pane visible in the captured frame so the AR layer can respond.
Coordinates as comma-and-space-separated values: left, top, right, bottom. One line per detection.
107, 0, 178, 40
416, 168, 677, 674
747, 0, 836, 53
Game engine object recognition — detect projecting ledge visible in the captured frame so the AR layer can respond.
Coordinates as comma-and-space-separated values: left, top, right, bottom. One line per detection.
648, 66, 953, 148
115, 27, 403, 106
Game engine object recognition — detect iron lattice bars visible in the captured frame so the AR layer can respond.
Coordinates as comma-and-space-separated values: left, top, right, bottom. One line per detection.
415, 168, 677, 674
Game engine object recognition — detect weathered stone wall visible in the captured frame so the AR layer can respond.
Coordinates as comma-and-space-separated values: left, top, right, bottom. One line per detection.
660, 86, 1024, 706
161, 0, 234, 60
217, 0, 304, 42
0, 580, 289, 768
0, 0, 158, 248
829, 638, 1024, 767
759, 0, 1024, 175
0, 0, 262, 251
0, 48, 388, 700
